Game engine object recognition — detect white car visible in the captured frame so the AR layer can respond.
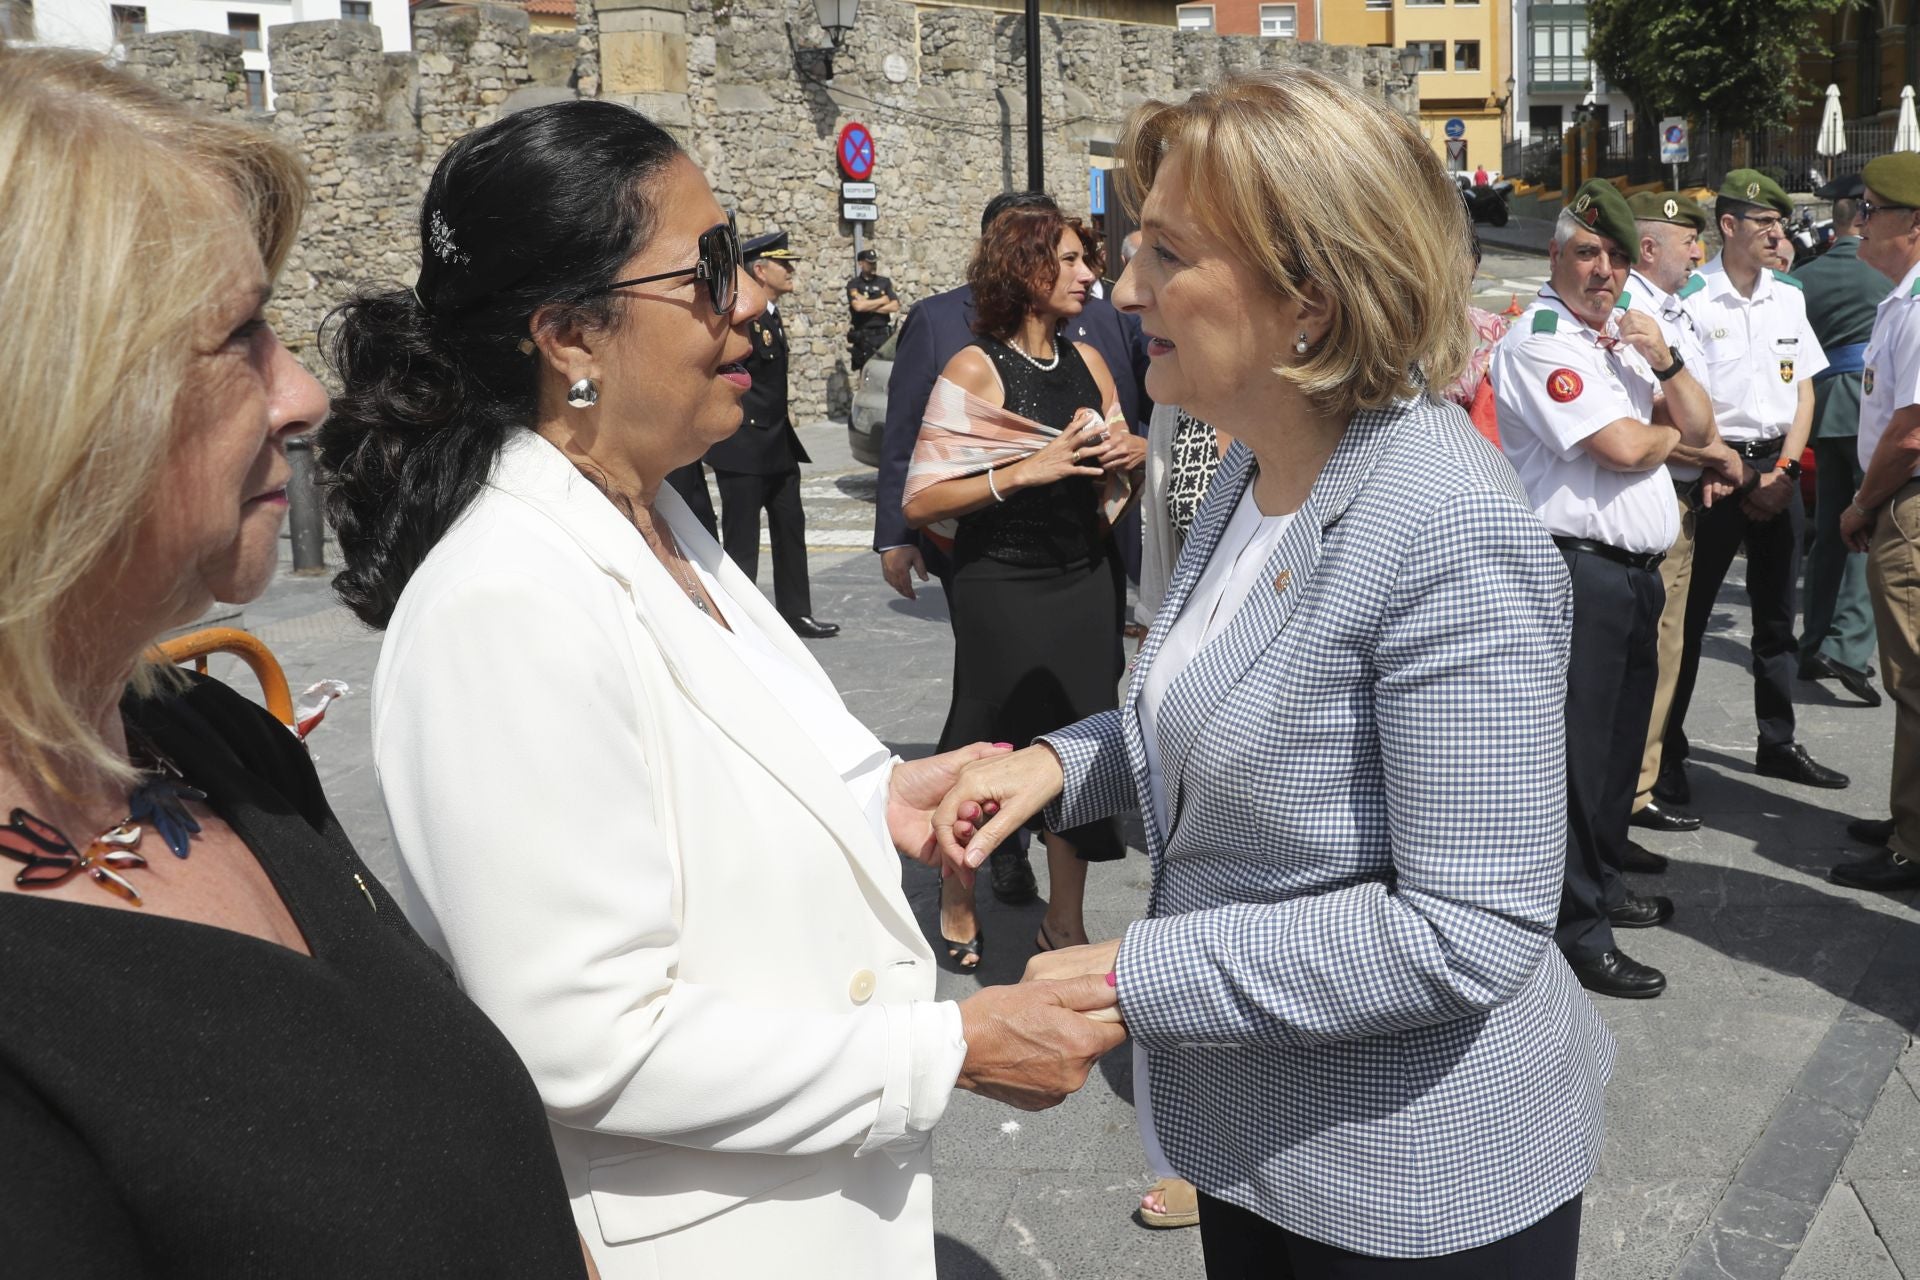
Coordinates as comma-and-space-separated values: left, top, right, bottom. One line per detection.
846, 326, 898, 468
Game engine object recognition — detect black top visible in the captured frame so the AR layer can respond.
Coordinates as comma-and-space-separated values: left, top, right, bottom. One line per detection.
0, 676, 585, 1278
954, 335, 1108, 569
846, 272, 897, 332
704, 304, 809, 475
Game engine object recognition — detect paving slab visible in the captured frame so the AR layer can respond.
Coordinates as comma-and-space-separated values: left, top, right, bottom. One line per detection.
1782, 1184, 1902, 1280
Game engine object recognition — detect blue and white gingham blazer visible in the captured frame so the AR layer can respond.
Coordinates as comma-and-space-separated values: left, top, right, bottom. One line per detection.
1041, 395, 1615, 1258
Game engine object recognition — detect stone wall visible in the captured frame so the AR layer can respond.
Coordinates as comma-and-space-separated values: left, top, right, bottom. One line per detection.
119, 2, 1410, 420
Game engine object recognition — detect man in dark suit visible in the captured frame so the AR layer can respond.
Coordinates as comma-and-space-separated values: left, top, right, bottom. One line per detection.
706, 230, 838, 639
870, 191, 1151, 902
873, 191, 1152, 600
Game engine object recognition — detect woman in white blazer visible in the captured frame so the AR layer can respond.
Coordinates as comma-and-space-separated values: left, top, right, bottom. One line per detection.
317, 102, 1123, 1279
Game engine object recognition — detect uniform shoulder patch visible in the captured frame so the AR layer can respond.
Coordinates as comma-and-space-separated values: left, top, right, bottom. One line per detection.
1771, 269, 1804, 290
1616, 291, 1632, 311
1678, 275, 1706, 299
1909, 277, 1920, 297
1531, 310, 1559, 334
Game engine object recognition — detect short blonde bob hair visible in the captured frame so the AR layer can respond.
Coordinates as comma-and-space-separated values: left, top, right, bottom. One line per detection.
1117, 69, 1473, 417
0, 48, 306, 782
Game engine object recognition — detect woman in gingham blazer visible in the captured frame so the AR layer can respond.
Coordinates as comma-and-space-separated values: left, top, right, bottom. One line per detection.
934, 71, 1615, 1278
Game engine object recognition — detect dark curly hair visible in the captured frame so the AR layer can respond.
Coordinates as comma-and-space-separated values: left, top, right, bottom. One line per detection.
967, 206, 1100, 339
317, 100, 681, 628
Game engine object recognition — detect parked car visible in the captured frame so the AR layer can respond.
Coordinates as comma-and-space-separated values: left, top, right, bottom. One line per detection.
847, 324, 899, 467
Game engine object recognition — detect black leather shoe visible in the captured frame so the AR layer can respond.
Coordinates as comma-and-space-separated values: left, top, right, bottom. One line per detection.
1630, 801, 1702, 833
1800, 653, 1884, 707
787, 616, 841, 639
1756, 742, 1850, 789
1849, 817, 1898, 847
1608, 892, 1675, 928
1568, 949, 1667, 999
1831, 848, 1920, 892
1621, 840, 1670, 874
1652, 763, 1690, 806
986, 845, 1038, 905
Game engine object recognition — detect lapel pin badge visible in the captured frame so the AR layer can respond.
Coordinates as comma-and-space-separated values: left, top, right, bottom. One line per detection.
1273, 569, 1292, 594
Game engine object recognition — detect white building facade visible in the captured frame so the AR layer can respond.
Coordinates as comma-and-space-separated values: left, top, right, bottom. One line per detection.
20, 0, 412, 105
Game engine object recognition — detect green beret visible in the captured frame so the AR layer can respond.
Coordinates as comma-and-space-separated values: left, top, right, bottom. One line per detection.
1718, 168, 1792, 217
1566, 179, 1638, 256
1864, 154, 1920, 209
1628, 190, 1708, 233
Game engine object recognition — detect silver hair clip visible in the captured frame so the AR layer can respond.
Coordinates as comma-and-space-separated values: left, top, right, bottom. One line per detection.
429, 209, 470, 265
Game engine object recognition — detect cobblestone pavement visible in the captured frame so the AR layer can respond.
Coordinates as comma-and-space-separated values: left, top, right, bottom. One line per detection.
212, 409, 1913, 1279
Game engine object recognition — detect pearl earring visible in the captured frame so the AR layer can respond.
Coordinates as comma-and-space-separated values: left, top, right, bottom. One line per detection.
1294, 332, 1310, 355
566, 378, 599, 409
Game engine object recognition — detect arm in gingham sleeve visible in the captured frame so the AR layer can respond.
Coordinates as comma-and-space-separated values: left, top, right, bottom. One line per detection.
1037, 709, 1137, 834
1113, 487, 1572, 1048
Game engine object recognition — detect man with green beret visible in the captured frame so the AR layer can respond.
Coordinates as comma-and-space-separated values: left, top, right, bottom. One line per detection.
1492, 177, 1721, 999
1620, 191, 1744, 843
1831, 152, 1920, 888
1661, 169, 1848, 806
1794, 172, 1885, 710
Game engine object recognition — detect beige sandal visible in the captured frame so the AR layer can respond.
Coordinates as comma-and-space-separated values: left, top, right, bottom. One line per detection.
1137, 1177, 1200, 1229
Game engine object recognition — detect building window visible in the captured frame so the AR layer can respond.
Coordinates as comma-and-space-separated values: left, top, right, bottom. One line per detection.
1406, 40, 1446, 70
1529, 15, 1589, 90
1176, 4, 1214, 31
1364, 0, 1390, 9
227, 12, 261, 48
341, 0, 371, 19
243, 68, 266, 110
1259, 4, 1296, 37
1454, 40, 1480, 70
110, 4, 147, 40
1405, 0, 1443, 6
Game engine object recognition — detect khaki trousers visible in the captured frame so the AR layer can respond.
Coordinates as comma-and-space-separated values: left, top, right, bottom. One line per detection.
1869, 479, 1920, 861
1634, 489, 1696, 809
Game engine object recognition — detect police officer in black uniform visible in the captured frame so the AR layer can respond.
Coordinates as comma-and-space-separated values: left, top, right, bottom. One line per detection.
846, 247, 899, 371
705, 230, 838, 639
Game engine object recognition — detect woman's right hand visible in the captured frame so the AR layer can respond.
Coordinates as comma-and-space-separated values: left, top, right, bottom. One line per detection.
1008, 411, 1109, 490
932, 743, 1067, 874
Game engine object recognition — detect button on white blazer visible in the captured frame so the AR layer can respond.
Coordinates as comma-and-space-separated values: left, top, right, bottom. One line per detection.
372, 431, 965, 1279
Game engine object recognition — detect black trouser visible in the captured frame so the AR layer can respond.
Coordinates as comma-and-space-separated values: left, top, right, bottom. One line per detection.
714, 467, 812, 620
1197, 1192, 1581, 1279
1801, 433, 1877, 674
850, 325, 890, 371
1664, 460, 1807, 763
1557, 546, 1664, 962
663, 463, 717, 539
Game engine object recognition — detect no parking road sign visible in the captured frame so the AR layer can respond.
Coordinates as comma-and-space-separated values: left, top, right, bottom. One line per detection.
838, 122, 875, 181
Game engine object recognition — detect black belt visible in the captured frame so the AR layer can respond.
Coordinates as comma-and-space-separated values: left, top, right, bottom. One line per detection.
1553, 536, 1666, 572
1728, 438, 1786, 459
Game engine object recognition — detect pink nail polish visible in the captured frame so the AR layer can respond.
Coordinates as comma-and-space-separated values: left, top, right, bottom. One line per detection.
1105, 970, 1117, 988
993, 742, 1013, 749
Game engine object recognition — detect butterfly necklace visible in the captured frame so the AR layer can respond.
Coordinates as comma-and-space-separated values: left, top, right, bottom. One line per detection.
0, 741, 205, 908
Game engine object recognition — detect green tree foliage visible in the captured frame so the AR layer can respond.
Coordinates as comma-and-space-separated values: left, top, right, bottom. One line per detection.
1589, 0, 1850, 134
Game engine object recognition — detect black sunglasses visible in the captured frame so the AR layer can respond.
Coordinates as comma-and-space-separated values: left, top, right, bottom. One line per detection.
600, 212, 740, 316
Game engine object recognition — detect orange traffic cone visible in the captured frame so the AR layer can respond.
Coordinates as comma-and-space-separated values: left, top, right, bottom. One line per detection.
1504, 292, 1523, 318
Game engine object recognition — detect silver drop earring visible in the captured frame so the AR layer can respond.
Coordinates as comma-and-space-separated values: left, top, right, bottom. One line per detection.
567, 378, 599, 409
1294, 332, 1310, 355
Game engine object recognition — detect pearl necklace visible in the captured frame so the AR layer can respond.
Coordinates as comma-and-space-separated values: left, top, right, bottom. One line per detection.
1011, 335, 1060, 371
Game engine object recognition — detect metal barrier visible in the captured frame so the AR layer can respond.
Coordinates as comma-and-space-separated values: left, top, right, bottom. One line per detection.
153, 627, 295, 726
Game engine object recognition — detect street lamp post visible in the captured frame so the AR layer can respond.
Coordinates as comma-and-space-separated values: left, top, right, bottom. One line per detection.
1025, 0, 1043, 191
789, 0, 860, 82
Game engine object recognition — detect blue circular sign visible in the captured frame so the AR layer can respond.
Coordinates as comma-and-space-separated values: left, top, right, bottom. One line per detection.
838, 122, 875, 181
1444, 117, 1466, 140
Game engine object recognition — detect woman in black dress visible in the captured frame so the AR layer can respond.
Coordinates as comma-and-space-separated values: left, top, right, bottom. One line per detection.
0, 49, 590, 1276
905, 208, 1145, 966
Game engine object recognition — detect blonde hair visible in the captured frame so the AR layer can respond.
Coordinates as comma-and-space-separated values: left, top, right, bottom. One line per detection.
1117, 69, 1473, 417
0, 48, 306, 783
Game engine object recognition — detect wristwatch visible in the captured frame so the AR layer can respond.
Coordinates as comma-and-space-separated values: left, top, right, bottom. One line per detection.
1775, 456, 1804, 481
1653, 347, 1685, 382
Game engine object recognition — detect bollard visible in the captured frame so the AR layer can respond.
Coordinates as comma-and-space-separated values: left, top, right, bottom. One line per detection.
286, 435, 328, 576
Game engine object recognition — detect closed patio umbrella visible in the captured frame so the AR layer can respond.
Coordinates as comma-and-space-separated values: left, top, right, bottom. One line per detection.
1898, 85, 1920, 153
1817, 84, 1846, 183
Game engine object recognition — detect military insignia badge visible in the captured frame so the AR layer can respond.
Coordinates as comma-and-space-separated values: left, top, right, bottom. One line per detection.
1746, 181, 1761, 199
1778, 359, 1794, 383
1664, 198, 1679, 218
1547, 369, 1584, 402
1574, 193, 1592, 213
1866, 365, 1877, 395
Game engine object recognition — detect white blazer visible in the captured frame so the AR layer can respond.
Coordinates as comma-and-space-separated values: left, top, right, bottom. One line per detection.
372, 431, 965, 1280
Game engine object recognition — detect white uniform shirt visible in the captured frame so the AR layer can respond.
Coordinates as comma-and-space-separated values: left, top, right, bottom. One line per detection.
1492, 286, 1679, 554
1625, 268, 1712, 479
1858, 257, 1920, 479
1687, 256, 1828, 441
